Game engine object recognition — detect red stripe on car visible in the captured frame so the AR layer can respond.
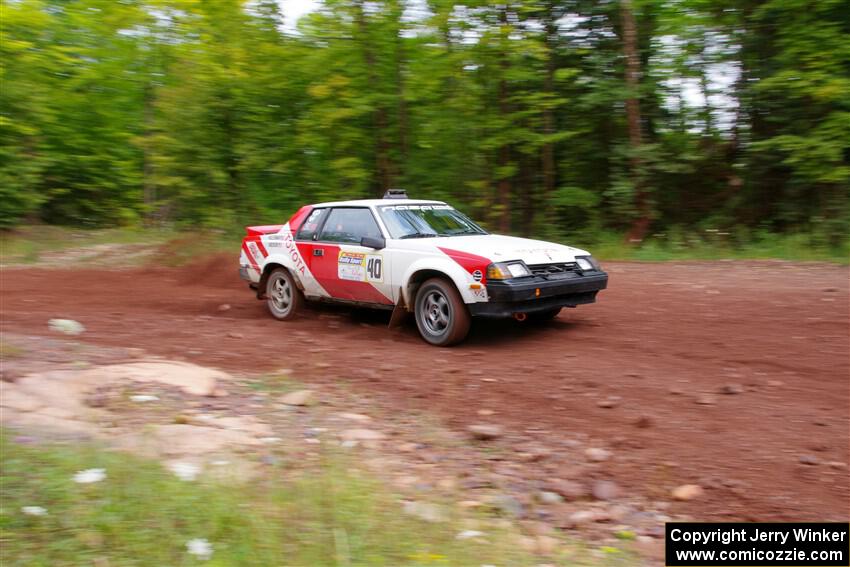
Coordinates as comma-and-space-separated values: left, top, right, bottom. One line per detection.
306, 243, 393, 305
242, 241, 260, 272
438, 247, 491, 284
254, 238, 269, 258
287, 205, 314, 235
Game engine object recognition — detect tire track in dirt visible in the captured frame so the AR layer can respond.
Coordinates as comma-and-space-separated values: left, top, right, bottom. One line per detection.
2, 258, 848, 521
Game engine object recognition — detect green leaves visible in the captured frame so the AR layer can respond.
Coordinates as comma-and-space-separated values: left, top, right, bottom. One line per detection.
0, 0, 845, 244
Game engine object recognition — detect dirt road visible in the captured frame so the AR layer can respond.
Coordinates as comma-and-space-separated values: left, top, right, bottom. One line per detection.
2, 257, 848, 521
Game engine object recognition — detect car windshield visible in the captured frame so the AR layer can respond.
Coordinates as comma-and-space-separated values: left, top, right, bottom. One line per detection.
378, 204, 488, 239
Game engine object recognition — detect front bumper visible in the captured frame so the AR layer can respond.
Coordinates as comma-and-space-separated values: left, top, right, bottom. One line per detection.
469, 270, 608, 317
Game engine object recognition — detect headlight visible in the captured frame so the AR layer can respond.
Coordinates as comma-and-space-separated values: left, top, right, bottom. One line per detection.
487, 261, 530, 280
576, 256, 601, 271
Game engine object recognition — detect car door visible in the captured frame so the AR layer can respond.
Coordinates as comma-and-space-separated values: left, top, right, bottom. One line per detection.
291, 207, 332, 298
310, 207, 393, 306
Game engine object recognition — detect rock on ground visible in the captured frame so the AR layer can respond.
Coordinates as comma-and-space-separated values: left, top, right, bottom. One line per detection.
591, 480, 620, 501
671, 484, 704, 501
467, 424, 504, 440
279, 389, 314, 406
584, 447, 612, 462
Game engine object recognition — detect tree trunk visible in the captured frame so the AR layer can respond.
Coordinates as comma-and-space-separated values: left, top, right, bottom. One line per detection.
497, 7, 512, 233
541, 4, 557, 230
621, 0, 649, 242
142, 82, 156, 225
355, 0, 394, 195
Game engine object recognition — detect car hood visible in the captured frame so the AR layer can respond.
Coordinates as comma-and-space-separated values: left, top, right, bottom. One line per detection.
427, 234, 589, 265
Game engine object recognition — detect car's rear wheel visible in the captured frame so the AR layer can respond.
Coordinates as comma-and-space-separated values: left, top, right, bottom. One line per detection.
266, 268, 304, 320
414, 278, 471, 346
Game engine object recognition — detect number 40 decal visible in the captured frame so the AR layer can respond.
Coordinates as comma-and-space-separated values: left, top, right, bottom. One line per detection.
366, 256, 383, 282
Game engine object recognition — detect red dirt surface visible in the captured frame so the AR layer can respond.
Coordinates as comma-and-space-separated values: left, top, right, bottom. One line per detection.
2, 258, 848, 521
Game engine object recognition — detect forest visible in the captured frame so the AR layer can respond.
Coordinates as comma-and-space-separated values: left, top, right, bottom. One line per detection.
2, 0, 848, 251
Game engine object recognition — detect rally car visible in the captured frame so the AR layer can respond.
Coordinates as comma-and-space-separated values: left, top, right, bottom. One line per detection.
239, 190, 608, 346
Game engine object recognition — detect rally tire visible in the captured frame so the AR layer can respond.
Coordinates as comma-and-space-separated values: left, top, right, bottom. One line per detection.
414, 278, 471, 347
265, 268, 304, 321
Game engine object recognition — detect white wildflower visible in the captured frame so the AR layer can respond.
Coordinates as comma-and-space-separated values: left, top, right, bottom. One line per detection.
168, 462, 201, 481
73, 468, 106, 484
187, 538, 213, 560
21, 506, 48, 516
48, 319, 86, 335
130, 394, 159, 403
456, 530, 485, 540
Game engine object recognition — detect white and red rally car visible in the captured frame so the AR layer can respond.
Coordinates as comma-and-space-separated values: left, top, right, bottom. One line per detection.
239, 190, 608, 346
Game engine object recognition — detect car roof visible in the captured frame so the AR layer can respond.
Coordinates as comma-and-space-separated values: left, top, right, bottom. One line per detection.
312, 198, 446, 208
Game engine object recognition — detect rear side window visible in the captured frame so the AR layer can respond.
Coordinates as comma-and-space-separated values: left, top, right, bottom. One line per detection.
318, 208, 383, 244
295, 208, 327, 241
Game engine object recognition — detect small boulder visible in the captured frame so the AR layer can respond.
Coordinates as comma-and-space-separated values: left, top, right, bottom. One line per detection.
720, 383, 744, 395
671, 484, 704, 501
591, 480, 621, 501
536, 491, 564, 505
48, 319, 85, 335
584, 447, 612, 462
488, 494, 525, 518
337, 412, 371, 422
545, 479, 588, 501
467, 424, 503, 441
566, 510, 597, 526
279, 390, 314, 406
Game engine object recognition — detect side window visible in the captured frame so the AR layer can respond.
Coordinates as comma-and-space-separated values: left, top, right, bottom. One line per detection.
318, 208, 382, 244
295, 208, 327, 241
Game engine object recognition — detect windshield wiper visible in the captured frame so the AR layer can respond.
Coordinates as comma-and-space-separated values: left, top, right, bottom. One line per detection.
399, 233, 439, 239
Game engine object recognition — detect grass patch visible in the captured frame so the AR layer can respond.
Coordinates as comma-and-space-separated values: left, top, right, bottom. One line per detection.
3, 225, 845, 266
1, 433, 627, 566
0, 341, 25, 360
582, 231, 849, 264
0, 226, 176, 265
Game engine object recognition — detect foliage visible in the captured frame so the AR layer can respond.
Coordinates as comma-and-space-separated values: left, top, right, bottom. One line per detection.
0, 433, 631, 566
0, 0, 847, 246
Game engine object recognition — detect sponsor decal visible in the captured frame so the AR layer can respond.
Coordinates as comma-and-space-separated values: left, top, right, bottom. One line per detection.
338, 251, 383, 283
472, 269, 483, 282
247, 241, 262, 260
283, 232, 307, 276
382, 204, 452, 211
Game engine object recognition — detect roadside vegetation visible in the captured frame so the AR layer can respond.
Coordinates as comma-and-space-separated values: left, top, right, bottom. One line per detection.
3, 1, 848, 250
1, 433, 557, 566
2, 225, 847, 267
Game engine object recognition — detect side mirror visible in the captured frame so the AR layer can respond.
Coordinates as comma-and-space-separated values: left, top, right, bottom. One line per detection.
360, 235, 386, 250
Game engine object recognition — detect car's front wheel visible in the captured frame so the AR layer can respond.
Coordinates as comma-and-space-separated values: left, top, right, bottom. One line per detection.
414, 278, 471, 346
266, 268, 304, 320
